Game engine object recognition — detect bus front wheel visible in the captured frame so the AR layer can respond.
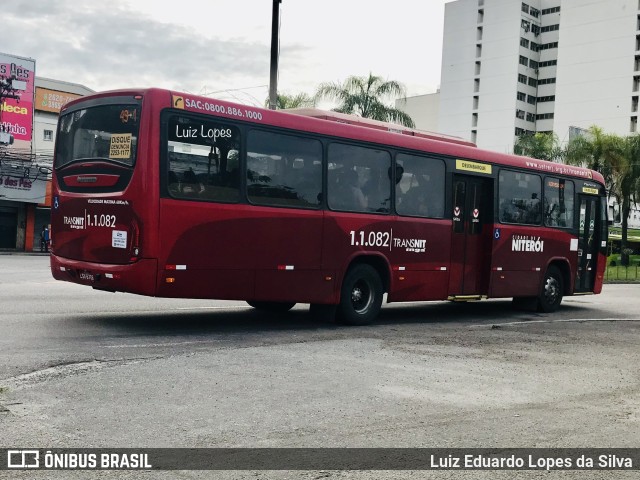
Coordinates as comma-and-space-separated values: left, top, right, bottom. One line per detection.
338, 264, 383, 326
537, 266, 563, 313
247, 301, 296, 313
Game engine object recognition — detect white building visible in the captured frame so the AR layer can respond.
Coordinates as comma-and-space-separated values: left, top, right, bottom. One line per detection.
394, 91, 440, 133
423, 0, 640, 153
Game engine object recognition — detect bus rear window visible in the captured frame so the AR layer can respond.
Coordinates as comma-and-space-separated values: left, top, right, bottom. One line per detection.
55, 104, 140, 168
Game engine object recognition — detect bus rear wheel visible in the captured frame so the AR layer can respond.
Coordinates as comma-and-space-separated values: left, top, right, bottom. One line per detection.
537, 266, 563, 313
247, 301, 296, 313
338, 264, 383, 326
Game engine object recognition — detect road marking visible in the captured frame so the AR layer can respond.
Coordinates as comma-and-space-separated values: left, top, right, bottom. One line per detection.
175, 305, 249, 311
470, 318, 640, 328
103, 340, 217, 349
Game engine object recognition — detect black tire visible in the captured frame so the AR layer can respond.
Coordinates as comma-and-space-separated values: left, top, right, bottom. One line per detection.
247, 301, 296, 313
537, 266, 564, 313
338, 264, 383, 325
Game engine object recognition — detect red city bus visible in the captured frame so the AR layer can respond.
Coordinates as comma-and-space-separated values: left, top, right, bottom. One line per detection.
50, 88, 607, 325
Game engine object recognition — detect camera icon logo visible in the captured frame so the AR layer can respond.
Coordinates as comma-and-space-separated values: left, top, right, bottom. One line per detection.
7, 450, 39, 469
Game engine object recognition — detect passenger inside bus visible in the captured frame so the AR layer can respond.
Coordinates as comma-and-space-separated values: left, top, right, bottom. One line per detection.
399, 174, 430, 216
332, 168, 367, 211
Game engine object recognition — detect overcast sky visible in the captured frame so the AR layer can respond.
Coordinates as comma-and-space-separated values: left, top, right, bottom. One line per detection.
3, 0, 450, 107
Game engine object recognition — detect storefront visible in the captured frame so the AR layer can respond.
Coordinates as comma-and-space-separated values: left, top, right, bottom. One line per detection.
0, 174, 48, 251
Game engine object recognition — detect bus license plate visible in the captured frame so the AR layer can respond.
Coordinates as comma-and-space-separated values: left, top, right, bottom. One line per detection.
79, 271, 95, 282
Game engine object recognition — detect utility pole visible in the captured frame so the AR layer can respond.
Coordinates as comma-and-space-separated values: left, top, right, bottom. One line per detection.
268, 0, 282, 110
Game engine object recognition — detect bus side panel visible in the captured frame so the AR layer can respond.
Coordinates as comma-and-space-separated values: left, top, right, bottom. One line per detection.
489, 225, 576, 298
388, 218, 452, 302
156, 200, 330, 302
250, 208, 331, 304
322, 214, 452, 303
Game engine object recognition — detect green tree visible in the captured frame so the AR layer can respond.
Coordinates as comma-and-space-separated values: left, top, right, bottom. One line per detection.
613, 134, 640, 265
265, 92, 316, 110
565, 126, 640, 266
514, 132, 564, 162
315, 73, 415, 128
565, 126, 618, 193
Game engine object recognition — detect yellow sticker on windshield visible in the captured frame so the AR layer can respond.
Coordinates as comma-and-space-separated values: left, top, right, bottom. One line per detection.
109, 133, 132, 159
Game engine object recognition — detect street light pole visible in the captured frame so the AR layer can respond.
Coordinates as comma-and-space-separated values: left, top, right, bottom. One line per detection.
268, 0, 281, 110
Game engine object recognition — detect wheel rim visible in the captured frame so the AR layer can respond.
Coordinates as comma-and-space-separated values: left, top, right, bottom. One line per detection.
351, 279, 373, 314
544, 275, 561, 306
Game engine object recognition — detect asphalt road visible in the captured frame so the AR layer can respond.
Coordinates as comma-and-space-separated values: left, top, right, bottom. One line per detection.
1, 255, 640, 479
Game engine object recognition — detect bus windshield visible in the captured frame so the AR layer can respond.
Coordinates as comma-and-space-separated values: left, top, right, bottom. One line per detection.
55, 103, 140, 168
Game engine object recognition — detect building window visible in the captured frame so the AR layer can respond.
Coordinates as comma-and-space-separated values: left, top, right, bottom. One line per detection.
538, 77, 557, 85
527, 95, 537, 105
519, 55, 529, 66
539, 59, 558, 67
531, 24, 540, 35
541, 24, 560, 33
536, 113, 555, 120
43, 130, 53, 141
529, 7, 540, 18
529, 59, 539, 69
539, 41, 559, 50
517, 91, 526, 102
516, 109, 526, 119
542, 6, 561, 15
528, 77, 538, 87
520, 37, 530, 48
538, 95, 556, 102
518, 74, 528, 84
530, 42, 540, 52
526, 113, 536, 122
521, 2, 529, 14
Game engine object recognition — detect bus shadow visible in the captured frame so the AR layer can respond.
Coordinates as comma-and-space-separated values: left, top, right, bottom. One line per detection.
72, 299, 599, 338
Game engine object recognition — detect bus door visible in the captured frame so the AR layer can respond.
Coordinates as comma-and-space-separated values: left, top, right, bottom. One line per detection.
575, 195, 601, 292
449, 175, 494, 296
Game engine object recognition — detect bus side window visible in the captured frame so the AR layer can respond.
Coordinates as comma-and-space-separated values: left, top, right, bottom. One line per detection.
395, 153, 445, 218
166, 115, 241, 203
328, 143, 390, 214
544, 178, 574, 228
246, 130, 322, 209
499, 170, 542, 225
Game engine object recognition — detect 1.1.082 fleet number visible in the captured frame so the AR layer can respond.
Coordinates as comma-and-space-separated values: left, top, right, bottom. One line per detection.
86, 214, 117, 228
349, 230, 391, 248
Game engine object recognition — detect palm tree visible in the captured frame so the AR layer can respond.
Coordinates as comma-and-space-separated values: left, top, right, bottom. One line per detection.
565, 126, 618, 193
514, 132, 564, 162
565, 126, 640, 265
613, 134, 640, 265
315, 73, 415, 128
265, 92, 316, 110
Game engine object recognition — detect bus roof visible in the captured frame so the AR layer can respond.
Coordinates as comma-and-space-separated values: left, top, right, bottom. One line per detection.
62, 88, 606, 186
284, 108, 476, 147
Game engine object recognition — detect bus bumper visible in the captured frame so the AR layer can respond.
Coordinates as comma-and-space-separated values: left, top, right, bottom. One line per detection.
50, 255, 158, 297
